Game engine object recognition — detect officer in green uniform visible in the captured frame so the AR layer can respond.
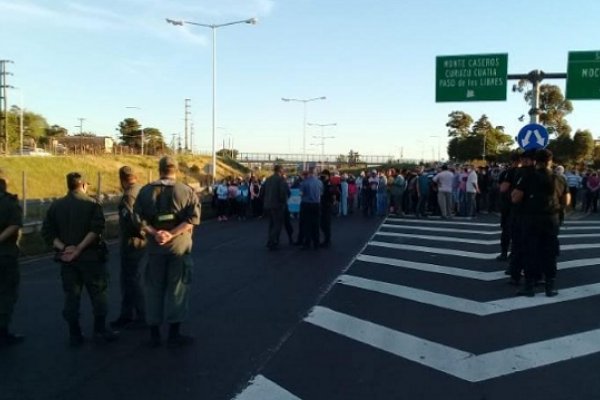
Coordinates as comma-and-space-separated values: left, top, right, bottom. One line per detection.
0, 170, 24, 347
512, 149, 569, 297
134, 157, 200, 347
110, 166, 147, 329
41, 172, 118, 345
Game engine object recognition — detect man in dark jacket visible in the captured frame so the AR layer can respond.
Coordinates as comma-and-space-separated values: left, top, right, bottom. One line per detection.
111, 166, 147, 329
262, 165, 290, 250
0, 171, 24, 347
42, 172, 118, 346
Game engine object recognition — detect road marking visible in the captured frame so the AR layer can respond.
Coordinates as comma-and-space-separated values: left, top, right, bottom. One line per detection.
386, 218, 499, 227
368, 241, 600, 258
339, 274, 600, 315
381, 224, 501, 235
234, 375, 301, 400
306, 306, 600, 382
356, 254, 600, 280
376, 231, 600, 244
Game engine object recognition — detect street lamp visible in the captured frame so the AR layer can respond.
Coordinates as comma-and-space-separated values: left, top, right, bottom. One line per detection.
281, 96, 326, 170
125, 106, 143, 155
308, 122, 336, 159
167, 17, 257, 182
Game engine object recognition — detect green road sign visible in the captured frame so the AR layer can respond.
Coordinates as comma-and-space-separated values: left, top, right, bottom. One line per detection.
566, 51, 600, 100
436, 53, 508, 102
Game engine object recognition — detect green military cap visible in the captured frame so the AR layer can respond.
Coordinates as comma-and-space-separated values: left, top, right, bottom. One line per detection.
159, 156, 178, 170
119, 166, 135, 180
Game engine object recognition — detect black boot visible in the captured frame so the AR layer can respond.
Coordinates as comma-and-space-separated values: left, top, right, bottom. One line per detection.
0, 327, 24, 347
69, 322, 85, 347
517, 280, 535, 297
545, 279, 558, 297
148, 325, 161, 348
93, 316, 119, 343
167, 323, 194, 347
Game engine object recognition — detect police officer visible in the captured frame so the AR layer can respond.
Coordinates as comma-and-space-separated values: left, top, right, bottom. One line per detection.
512, 149, 569, 297
0, 170, 24, 347
134, 156, 200, 347
41, 172, 118, 345
507, 149, 536, 286
496, 151, 520, 262
110, 166, 147, 329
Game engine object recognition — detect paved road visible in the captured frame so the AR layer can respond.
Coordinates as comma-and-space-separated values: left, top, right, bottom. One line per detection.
0, 213, 382, 400
236, 214, 600, 400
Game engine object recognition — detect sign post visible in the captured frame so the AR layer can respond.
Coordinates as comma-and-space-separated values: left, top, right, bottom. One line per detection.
566, 51, 600, 100
436, 53, 508, 102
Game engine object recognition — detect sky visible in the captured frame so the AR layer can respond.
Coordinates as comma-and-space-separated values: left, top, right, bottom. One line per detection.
1, 0, 600, 160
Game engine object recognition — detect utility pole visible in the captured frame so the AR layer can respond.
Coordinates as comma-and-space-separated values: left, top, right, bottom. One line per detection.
171, 133, 177, 154
508, 70, 567, 124
0, 60, 15, 154
76, 117, 86, 135
190, 121, 194, 154
184, 98, 191, 152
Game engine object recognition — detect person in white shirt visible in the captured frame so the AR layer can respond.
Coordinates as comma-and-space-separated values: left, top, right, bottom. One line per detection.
433, 164, 455, 219
465, 165, 479, 217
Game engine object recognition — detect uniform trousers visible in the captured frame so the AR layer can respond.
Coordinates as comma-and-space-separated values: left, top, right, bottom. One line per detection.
119, 248, 146, 320
145, 253, 193, 325
266, 207, 285, 246
0, 255, 19, 329
60, 260, 108, 324
521, 214, 560, 282
300, 202, 320, 247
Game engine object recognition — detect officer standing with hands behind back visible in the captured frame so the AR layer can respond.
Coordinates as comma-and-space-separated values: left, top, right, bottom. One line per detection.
41, 172, 118, 346
0, 169, 24, 347
134, 156, 200, 347
111, 166, 147, 330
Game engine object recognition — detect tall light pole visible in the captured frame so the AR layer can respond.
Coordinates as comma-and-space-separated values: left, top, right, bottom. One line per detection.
125, 106, 143, 156
167, 17, 257, 182
308, 122, 336, 159
282, 96, 326, 170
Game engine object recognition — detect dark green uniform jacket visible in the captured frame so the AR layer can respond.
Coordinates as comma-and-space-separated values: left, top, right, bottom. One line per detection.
0, 191, 23, 257
41, 191, 105, 261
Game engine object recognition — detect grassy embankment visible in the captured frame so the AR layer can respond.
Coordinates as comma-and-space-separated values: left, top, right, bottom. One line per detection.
0, 154, 250, 256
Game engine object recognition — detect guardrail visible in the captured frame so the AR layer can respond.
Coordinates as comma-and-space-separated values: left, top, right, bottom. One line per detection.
22, 212, 119, 235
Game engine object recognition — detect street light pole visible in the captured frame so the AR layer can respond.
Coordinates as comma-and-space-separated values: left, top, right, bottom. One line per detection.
167, 17, 257, 183
308, 122, 336, 159
282, 96, 327, 170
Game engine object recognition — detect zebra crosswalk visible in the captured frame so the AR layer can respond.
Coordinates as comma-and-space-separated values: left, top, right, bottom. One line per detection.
234, 216, 600, 400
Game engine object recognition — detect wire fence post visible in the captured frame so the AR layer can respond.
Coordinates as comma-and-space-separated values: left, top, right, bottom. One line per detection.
96, 172, 102, 203
21, 170, 27, 219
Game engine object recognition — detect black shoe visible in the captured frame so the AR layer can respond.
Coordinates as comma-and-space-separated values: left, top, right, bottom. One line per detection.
94, 329, 119, 343
0, 333, 25, 347
167, 334, 195, 348
507, 278, 520, 286
545, 280, 559, 297
496, 253, 508, 261
110, 317, 133, 329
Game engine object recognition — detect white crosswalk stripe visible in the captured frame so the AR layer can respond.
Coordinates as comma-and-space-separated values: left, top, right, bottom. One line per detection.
237, 216, 600, 397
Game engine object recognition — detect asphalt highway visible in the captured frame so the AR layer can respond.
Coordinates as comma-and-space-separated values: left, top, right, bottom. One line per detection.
0, 213, 382, 400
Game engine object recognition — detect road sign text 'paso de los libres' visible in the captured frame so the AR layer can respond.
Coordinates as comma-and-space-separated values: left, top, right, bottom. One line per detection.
436, 53, 508, 102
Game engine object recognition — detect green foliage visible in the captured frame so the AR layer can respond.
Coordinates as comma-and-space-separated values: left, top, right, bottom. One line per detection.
546, 134, 574, 164
446, 113, 513, 162
117, 118, 164, 155
1, 106, 49, 150
348, 150, 361, 165
446, 111, 473, 138
216, 148, 239, 158
514, 82, 573, 136
572, 130, 594, 163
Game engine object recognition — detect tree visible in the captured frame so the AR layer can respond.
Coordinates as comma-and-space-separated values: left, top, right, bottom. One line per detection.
336, 154, 348, 163
143, 127, 166, 155
118, 118, 142, 151
514, 82, 573, 136
2, 106, 49, 150
216, 148, 239, 158
348, 150, 361, 166
572, 129, 594, 163
546, 134, 574, 165
446, 111, 473, 138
